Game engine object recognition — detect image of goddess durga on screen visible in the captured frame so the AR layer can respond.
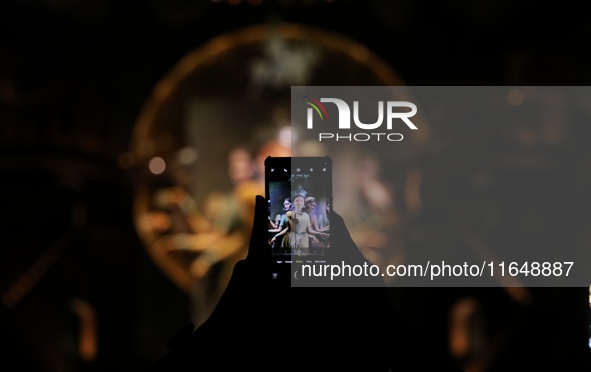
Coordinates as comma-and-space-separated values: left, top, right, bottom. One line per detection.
270, 189, 329, 256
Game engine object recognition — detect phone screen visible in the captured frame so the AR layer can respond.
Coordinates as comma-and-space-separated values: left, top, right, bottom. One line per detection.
265, 156, 332, 284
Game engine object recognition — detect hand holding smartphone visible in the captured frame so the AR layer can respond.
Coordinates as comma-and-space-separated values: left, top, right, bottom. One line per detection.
264, 156, 333, 284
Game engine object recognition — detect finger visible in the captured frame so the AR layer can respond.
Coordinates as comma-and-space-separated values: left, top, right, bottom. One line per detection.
330, 211, 384, 287
245, 195, 269, 263
329, 211, 361, 258
329, 211, 380, 281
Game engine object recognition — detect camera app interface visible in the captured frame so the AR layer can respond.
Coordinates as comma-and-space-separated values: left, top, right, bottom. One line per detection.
267, 164, 331, 264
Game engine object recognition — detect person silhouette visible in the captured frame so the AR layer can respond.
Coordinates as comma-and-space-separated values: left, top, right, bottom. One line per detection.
269, 196, 292, 232
146, 195, 464, 371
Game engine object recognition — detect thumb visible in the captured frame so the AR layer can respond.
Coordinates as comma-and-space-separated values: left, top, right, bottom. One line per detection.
245, 195, 269, 263
330, 211, 366, 263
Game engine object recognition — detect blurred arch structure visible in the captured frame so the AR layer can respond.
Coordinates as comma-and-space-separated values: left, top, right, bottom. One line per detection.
129, 21, 423, 326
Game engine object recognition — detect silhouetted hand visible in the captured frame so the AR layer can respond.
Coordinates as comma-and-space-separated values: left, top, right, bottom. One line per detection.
147, 195, 464, 371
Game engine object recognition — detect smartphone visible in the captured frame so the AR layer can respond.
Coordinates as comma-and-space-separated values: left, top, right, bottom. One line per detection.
264, 156, 333, 285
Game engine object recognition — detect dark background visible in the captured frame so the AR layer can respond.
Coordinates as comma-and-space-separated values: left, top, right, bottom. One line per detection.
1, 0, 591, 371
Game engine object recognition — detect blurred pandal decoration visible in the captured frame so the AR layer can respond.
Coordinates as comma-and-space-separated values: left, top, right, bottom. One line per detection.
129, 22, 426, 327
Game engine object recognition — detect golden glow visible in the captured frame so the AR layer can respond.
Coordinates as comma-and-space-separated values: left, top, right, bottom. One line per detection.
69, 298, 98, 362
130, 22, 407, 297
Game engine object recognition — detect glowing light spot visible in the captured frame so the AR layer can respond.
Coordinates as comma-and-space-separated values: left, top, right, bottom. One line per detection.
178, 147, 198, 165
278, 126, 292, 146
508, 88, 525, 106
149, 157, 166, 175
